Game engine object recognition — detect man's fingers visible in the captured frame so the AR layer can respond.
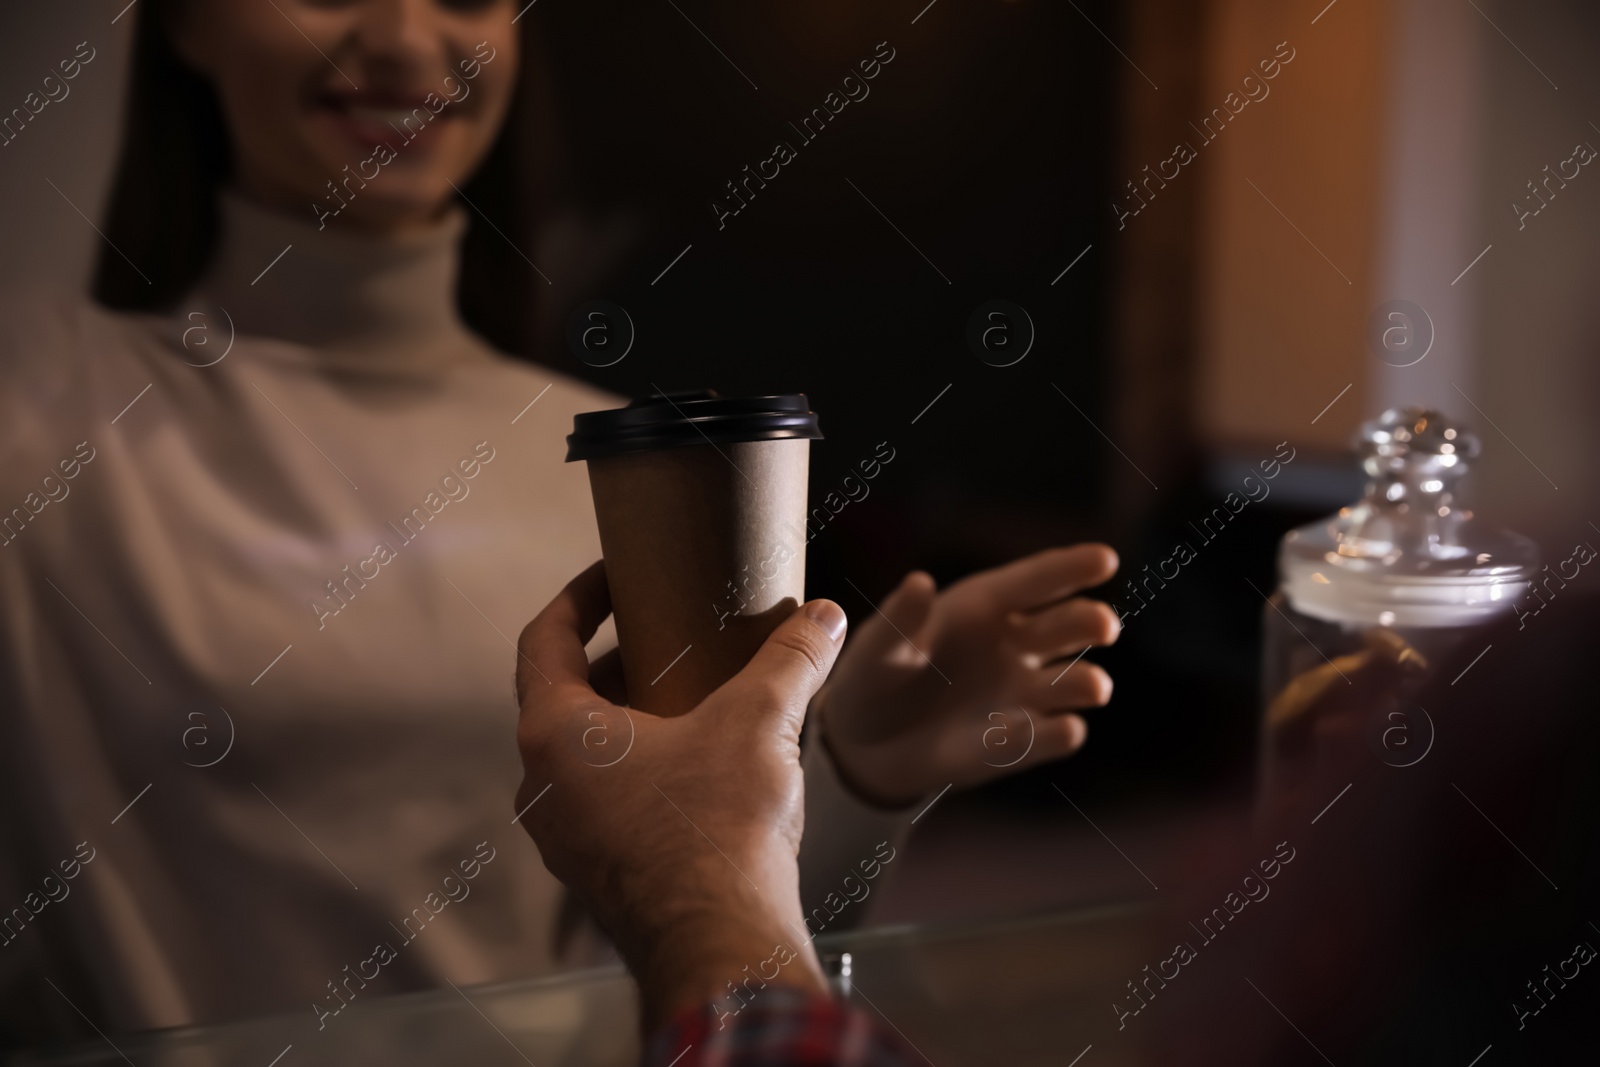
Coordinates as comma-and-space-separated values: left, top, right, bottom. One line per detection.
718, 599, 848, 733
1012, 597, 1120, 657
516, 560, 612, 707
985, 544, 1119, 610
587, 646, 628, 706
849, 571, 936, 665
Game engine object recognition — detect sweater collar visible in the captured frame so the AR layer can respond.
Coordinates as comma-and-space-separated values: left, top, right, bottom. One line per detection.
186, 191, 484, 371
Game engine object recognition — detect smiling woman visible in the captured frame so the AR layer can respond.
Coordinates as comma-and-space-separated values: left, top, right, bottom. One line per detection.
93, 0, 551, 355
0, 0, 632, 1043
163, 0, 517, 233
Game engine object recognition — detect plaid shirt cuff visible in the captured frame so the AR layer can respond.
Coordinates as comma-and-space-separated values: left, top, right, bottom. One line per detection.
643, 986, 924, 1067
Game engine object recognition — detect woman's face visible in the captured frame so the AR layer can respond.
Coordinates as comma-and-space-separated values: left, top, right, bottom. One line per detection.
172, 0, 520, 232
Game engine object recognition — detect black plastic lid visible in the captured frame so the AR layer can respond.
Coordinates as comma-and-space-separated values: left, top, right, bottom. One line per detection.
565, 390, 823, 462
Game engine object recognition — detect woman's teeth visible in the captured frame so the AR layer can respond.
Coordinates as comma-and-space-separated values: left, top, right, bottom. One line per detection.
346, 106, 425, 127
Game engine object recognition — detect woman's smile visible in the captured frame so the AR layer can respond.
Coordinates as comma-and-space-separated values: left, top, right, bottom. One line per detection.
170, 0, 518, 231
311, 86, 462, 154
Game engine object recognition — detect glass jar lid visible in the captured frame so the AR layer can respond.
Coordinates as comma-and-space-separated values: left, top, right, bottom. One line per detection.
1280, 407, 1538, 627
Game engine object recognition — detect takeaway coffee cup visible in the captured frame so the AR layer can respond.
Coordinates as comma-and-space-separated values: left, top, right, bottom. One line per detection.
566, 391, 822, 716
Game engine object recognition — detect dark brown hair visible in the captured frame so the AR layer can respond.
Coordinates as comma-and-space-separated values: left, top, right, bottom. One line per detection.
92, 0, 558, 358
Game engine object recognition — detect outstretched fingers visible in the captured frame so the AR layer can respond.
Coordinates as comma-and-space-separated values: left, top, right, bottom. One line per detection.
1022, 658, 1115, 711
973, 706, 1088, 775
985, 544, 1119, 612
849, 571, 937, 666
1013, 712, 1089, 769
1013, 596, 1121, 658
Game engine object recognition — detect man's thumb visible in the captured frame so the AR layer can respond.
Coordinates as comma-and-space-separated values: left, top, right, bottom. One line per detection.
726, 600, 848, 722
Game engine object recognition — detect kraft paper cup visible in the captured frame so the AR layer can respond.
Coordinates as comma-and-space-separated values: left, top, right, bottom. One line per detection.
567, 392, 822, 716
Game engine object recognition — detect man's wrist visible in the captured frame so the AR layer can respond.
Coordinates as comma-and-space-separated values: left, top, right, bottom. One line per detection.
604, 850, 827, 1032
633, 907, 827, 1032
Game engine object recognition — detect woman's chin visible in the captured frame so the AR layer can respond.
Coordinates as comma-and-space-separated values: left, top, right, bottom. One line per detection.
328, 187, 459, 233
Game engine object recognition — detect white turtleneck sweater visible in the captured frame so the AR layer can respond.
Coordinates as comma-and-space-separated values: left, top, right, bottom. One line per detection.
0, 195, 904, 1045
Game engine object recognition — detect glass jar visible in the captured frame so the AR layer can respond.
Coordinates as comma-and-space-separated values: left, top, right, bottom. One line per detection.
1259, 408, 1537, 807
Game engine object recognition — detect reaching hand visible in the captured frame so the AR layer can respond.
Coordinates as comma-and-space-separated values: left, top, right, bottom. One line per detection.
817, 545, 1121, 808
512, 561, 849, 1030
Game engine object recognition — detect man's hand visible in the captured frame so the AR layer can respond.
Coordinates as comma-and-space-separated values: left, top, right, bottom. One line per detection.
513, 561, 849, 1031
818, 545, 1121, 808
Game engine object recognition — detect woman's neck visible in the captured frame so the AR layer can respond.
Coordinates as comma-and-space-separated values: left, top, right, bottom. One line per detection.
184, 189, 480, 370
